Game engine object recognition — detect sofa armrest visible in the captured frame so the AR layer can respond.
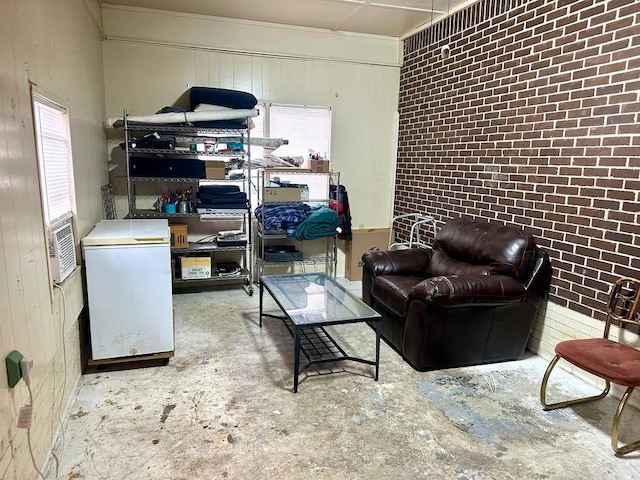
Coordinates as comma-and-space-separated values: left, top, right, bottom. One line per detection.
409, 274, 526, 307
361, 248, 432, 277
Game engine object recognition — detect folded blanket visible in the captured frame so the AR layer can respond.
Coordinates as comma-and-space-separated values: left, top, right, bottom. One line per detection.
196, 191, 247, 203
198, 202, 247, 210
255, 203, 311, 231
190, 87, 258, 110
294, 205, 340, 240
197, 198, 247, 206
198, 185, 240, 195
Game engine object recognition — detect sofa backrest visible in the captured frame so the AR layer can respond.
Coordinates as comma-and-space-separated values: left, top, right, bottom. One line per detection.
427, 217, 539, 282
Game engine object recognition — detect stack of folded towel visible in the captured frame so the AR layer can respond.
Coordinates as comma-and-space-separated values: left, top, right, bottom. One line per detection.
197, 185, 248, 210
294, 204, 340, 240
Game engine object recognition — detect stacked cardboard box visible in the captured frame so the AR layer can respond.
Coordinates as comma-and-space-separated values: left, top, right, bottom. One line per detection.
205, 161, 226, 179
309, 159, 330, 173
169, 224, 188, 248
345, 228, 390, 281
181, 256, 211, 279
263, 186, 310, 202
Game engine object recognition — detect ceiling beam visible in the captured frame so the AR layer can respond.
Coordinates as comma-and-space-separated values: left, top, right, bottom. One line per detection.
331, 0, 375, 32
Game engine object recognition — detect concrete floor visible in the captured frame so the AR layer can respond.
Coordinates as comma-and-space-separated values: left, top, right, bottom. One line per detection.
50, 281, 640, 480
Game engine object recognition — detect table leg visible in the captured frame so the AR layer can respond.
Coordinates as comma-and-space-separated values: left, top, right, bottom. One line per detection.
259, 282, 264, 328
375, 320, 381, 381
293, 327, 301, 393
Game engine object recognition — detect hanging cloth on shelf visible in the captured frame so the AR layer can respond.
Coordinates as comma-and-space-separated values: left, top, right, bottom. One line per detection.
330, 184, 352, 241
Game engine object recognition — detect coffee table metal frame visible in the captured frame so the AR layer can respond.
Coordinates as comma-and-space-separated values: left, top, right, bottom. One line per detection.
259, 272, 382, 393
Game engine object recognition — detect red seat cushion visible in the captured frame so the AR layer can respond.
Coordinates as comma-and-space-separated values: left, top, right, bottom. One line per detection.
556, 338, 640, 387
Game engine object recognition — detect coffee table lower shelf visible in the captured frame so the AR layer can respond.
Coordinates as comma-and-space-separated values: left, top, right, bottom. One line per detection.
259, 273, 382, 393
262, 311, 380, 392
283, 315, 377, 372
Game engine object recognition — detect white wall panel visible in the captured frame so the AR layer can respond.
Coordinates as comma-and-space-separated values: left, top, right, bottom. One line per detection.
0, 0, 107, 477
250, 57, 265, 100
218, 55, 236, 90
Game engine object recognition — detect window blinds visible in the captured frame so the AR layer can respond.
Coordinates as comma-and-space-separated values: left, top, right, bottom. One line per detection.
32, 94, 76, 227
269, 104, 331, 159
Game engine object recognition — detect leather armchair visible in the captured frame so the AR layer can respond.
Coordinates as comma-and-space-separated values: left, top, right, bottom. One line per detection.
361, 217, 551, 371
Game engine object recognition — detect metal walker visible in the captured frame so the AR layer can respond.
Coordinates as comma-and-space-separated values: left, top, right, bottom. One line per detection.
388, 213, 436, 250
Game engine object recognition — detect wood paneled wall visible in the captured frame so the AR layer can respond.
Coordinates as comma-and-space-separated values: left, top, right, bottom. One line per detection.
0, 1, 107, 478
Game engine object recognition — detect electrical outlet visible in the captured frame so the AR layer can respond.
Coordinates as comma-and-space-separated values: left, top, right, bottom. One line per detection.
6, 350, 24, 388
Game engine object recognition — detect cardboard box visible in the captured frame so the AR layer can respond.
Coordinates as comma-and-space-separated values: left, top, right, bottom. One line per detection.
181, 256, 211, 279
169, 224, 188, 248
205, 161, 226, 179
345, 228, 391, 281
263, 186, 310, 202
309, 159, 330, 173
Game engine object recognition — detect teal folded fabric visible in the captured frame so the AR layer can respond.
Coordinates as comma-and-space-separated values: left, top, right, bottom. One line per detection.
294, 204, 340, 240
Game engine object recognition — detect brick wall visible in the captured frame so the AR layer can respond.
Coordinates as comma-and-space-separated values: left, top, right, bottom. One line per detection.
396, 0, 640, 318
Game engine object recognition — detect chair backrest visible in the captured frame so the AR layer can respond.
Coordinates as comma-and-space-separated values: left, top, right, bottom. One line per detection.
427, 217, 539, 282
604, 277, 640, 338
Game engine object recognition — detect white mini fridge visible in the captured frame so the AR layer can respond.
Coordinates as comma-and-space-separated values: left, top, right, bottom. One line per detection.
82, 219, 174, 361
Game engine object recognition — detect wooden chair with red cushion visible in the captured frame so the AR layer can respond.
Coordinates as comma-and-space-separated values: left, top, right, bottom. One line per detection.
540, 277, 640, 455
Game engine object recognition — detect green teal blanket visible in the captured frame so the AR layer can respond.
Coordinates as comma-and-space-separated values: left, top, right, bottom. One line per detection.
294, 205, 340, 240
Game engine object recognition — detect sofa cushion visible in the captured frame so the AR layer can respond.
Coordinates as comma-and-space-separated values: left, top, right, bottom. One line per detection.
371, 275, 424, 317
410, 274, 526, 307
427, 251, 493, 277
431, 217, 537, 281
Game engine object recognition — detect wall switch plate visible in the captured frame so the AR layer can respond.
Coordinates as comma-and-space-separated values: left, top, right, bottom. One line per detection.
6, 350, 24, 388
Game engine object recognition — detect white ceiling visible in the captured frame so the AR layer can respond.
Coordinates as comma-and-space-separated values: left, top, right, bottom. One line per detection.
103, 0, 477, 38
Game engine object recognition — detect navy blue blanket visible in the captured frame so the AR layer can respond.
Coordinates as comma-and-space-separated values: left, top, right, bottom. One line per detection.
255, 203, 311, 231
198, 185, 240, 195
197, 192, 247, 203
189, 87, 257, 110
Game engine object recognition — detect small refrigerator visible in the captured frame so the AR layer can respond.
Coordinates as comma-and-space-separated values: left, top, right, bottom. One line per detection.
82, 219, 174, 361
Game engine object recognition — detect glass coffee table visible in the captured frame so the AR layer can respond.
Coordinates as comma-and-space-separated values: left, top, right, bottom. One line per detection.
259, 273, 382, 393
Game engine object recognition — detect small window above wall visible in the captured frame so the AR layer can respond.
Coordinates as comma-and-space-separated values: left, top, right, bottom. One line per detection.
31, 89, 78, 284
249, 102, 332, 166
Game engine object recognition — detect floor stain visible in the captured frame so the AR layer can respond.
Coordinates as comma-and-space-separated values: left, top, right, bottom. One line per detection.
416, 377, 523, 444
160, 404, 176, 423
68, 409, 89, 420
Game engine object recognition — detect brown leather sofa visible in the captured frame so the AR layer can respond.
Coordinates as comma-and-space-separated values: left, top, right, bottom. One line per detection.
361, 217, 551, 371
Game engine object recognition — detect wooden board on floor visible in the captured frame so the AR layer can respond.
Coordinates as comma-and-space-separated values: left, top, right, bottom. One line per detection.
85, 351, 174, 372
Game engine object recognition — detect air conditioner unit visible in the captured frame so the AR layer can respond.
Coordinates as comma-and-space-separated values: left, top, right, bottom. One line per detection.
49, 221, 77, 284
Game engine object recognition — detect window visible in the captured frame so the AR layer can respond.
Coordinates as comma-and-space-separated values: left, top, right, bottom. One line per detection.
32, 92, 76, 228
32, 90, 78, 284
250, 103, 331, 162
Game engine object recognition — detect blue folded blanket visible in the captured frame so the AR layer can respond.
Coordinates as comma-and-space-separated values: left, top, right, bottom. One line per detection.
196, 192, 247, 203
198, 185, 240, 195
198, 202, 247, 210
255, 203, 311, 231
189, 87, 258, 110
294, 205, 340, 240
